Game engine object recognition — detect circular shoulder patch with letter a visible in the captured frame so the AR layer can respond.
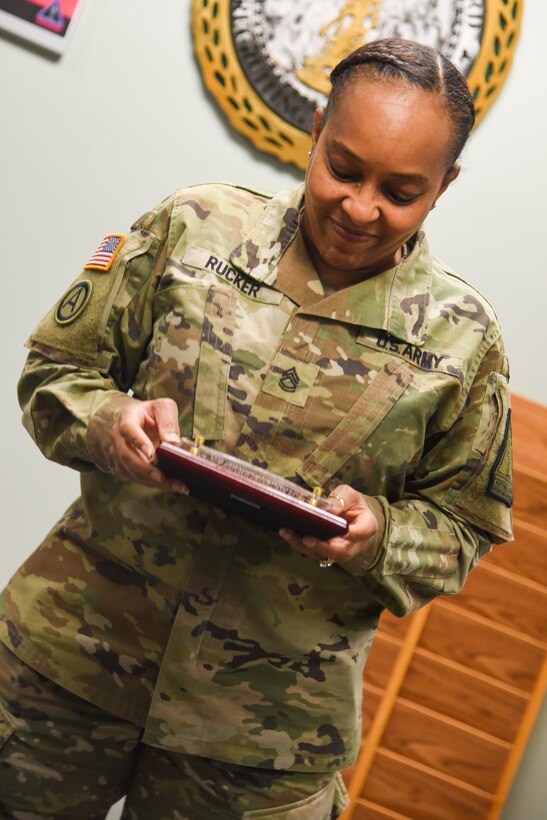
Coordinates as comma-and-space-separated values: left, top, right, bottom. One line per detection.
55, 280, 93, 325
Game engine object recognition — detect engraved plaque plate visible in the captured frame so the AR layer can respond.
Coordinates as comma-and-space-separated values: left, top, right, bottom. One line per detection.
156, 439, 348, 539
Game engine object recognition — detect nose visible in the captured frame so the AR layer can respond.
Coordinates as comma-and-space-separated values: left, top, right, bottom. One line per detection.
341, 184, 380, 225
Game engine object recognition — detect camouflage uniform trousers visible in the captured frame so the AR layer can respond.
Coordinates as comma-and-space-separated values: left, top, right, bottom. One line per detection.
0, 643, 349, 819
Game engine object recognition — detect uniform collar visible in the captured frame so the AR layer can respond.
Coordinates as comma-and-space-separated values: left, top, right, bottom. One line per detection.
229, 184, 304, 283
278, 224, 432, 347
306, 230, 432, 347
230, 183, 432, 346
384, 230, 432, 346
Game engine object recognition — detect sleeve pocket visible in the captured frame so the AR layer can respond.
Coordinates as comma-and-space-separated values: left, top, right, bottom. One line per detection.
443, 371, 513, 541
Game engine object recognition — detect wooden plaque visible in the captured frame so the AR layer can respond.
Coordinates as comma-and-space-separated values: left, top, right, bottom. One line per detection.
156, 439, 348, 540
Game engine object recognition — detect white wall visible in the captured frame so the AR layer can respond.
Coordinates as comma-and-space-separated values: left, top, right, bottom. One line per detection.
0, 1, 545, 817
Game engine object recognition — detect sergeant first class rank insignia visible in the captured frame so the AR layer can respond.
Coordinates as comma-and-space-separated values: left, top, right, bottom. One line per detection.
191, 0, 523, 170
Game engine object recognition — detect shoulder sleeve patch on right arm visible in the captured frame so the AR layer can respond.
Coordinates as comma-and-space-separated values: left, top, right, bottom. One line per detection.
442, 371, 513, 542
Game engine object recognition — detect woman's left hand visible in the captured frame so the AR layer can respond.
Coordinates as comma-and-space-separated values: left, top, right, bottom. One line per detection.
278, 485, 380, 565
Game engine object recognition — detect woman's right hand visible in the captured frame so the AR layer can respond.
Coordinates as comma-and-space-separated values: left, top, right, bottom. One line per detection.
109, 397, 189, 494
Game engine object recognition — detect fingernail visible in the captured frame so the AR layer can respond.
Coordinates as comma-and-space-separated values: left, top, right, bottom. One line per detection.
303, 537, 317, 548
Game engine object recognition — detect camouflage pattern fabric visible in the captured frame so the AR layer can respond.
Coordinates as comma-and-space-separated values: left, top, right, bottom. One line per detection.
0, 641, 139, 817
121, 754, 348, 819
0, 183, 512, 773
0, 643, 347, 819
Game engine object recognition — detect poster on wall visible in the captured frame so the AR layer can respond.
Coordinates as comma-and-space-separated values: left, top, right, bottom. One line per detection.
0, 0, 85, 54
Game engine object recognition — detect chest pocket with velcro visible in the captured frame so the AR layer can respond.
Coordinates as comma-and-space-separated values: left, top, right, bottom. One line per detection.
297, 358, 414, 489
193, 285, 237, 441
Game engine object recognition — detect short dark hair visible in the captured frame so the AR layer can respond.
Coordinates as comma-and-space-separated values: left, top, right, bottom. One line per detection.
324, 37, 476, 171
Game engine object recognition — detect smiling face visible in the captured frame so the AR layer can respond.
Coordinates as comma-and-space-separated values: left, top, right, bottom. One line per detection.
301, 78, 460, 288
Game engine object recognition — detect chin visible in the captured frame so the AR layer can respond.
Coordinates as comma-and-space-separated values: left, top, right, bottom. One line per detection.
325, 248, 372, 271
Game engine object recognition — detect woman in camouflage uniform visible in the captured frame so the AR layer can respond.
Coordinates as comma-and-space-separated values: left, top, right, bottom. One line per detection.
0, 39, 512, 819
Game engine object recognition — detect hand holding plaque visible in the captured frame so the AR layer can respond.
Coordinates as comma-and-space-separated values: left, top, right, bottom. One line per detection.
155, 438, 348, 540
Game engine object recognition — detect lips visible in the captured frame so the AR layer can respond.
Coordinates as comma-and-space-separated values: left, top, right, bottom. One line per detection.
329, 217, 377, 244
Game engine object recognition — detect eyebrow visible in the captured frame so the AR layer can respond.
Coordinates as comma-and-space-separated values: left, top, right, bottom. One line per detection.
329, 140, 430, 185
390, 171, 430, 185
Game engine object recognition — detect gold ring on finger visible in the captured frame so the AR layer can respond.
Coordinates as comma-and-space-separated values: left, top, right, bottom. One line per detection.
329, 493, 345, 511
319, 557, 335, 568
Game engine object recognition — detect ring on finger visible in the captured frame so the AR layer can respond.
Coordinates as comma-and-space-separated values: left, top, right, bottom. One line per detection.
329, 493, 345, 511
319, 557, 335, 568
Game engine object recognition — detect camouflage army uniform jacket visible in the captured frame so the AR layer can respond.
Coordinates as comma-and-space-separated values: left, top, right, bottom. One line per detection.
0, 183, 513, 772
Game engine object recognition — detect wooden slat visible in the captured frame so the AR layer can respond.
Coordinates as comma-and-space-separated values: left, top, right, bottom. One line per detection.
341, 765, 356, 788
487, 519, 547, 582
437, 599, 545, 648
512, 466, 547, 531
379, 701, 509, 793
350, 801, 411, 820
418, 606, 544, 691
361, 688, 382, 740
359, 750, 492, 819
511, 394, 547, 474
362, 634, 401, 691
377, 610, 412, 641
480, 556, 547, 595
343, 609, 430, 819
414, 645, 530, 697
397, 650, 527, 742
447, 562, 547, 643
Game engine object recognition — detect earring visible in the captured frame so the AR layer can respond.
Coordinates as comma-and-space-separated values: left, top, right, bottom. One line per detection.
307, 150, 312, 157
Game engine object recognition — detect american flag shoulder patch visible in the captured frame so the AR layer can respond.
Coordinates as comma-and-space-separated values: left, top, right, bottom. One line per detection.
84, 234, 125, 272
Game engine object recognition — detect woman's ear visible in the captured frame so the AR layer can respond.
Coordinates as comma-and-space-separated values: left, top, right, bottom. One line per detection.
437, 164, 461, 199
310, 107, 326, 150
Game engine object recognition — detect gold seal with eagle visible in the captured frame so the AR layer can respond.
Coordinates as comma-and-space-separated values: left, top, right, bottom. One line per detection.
192, 1, 523, 169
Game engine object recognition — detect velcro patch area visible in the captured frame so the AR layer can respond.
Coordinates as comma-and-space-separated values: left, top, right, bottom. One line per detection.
262, 352, 320, 407
84, 234, 125, 272
487, 409, 513, 506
